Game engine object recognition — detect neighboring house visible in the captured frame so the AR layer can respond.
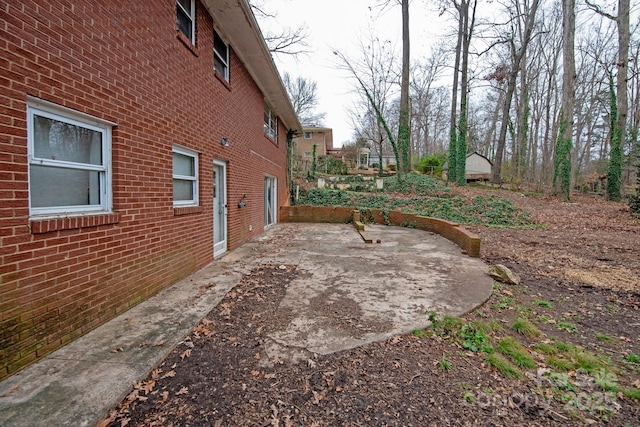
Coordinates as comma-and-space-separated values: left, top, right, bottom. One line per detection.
0, 0, 300, 378
293, 127, 333, 159
442, 152, 493, 181
368, 148, 397, 168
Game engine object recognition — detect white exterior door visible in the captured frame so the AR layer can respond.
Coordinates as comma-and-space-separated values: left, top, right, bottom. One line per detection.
264, 176, 276, 227
213, 161, 227, 257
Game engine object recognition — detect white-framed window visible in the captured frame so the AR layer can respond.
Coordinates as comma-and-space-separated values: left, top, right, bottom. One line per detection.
27, 97, 113, 216
176, 0, 195, 43
213, 30, 229, 81
264, 103, 277, 142
304, 151, 311, 157
304, 132, 312, 139
172, 145, 199, 206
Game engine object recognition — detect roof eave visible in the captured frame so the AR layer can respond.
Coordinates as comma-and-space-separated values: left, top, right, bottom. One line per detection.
201, 0, 301, 134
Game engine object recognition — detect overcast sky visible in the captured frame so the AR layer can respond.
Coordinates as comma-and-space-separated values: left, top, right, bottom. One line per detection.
256, 1, 639, 148
257, 0, 450, 147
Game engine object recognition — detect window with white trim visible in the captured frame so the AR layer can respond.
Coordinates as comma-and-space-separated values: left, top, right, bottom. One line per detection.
213, 30, 229, 81
172, 146, 199, 206
304, 152, 311, 157
264, 103, 277, 142
27, 98, 113, 216
304, 132, 312, 139
176, 0, 195, 43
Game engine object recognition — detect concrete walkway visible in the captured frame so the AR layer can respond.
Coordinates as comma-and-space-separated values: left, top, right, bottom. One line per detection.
0, 223, 493, 427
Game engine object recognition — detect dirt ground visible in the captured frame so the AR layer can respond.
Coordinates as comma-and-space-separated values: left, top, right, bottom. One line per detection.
104, 188, 640, 427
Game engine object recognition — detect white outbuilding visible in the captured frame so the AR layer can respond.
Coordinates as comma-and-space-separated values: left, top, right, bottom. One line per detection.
442, 152, 493, 182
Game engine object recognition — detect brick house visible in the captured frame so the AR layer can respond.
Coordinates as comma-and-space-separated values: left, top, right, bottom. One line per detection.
294, 127, 334, 159
0, 0, 301, 378
292, 126, 337, 171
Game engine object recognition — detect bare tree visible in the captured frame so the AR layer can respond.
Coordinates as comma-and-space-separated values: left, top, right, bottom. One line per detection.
334, 36, 402, 176
492, 0, 541, 184
250, 1, 310, 57
585, 0, 630, 200
410, 46, 450, 157
282, 73, 326, 126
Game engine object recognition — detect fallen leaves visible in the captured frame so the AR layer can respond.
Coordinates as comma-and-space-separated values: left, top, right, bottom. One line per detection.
175, 386, 189, 396
180, 349, 192, 360
161, 370, 176, 379
134, 379, 155, 395
193, 318, 214, 338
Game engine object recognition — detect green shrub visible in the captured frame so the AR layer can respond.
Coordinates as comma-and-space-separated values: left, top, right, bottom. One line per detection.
418, 154, 446, 177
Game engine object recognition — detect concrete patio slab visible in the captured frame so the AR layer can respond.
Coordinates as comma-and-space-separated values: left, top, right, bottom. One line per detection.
0, 223, 492, 427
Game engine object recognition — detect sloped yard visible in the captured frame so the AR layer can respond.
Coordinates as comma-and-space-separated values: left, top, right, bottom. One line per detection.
105, 179, 640, 426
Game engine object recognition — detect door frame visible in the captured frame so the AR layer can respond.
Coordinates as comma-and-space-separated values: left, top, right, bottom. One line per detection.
264, 174, 277, 228
213, 160, 227, 257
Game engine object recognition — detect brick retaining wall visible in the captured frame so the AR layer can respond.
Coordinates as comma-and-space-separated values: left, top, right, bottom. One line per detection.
280, 206, 481, 257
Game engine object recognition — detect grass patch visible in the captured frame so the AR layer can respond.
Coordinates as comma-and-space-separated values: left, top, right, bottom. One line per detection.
572, 349, 609, 373
593, 369, 619, 392
462, 391, 475, 403
485, 353, 522, 379
411, 328, 427, 338
595, 332, 615, 343
491, 296, 515, 310
533, 299, 552, 308
557, 321, 578, 333
511, 318, 542, 338
626, 353, 640, 364
554, 341, 575, 352
471, 320, 502, 334
534, 342, 558, 355
547, 355, 574, 371
497, 337, 536, 369
439, 356, 453, 372
431, 315, 463, 337
623, 388, 640, 400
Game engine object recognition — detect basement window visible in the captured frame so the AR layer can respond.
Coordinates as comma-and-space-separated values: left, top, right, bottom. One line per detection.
27, 97, 114, 216
172, 145, 199, 206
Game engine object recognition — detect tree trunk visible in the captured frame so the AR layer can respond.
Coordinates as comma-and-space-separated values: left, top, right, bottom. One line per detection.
608, 0, 630, 200
553, 0, 576, 200
456, 0, 477, 186
448, 0, 464, 183
398, 0, 411, 174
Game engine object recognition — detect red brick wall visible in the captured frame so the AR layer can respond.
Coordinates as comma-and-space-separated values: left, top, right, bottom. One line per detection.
0, 0, 290, 378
